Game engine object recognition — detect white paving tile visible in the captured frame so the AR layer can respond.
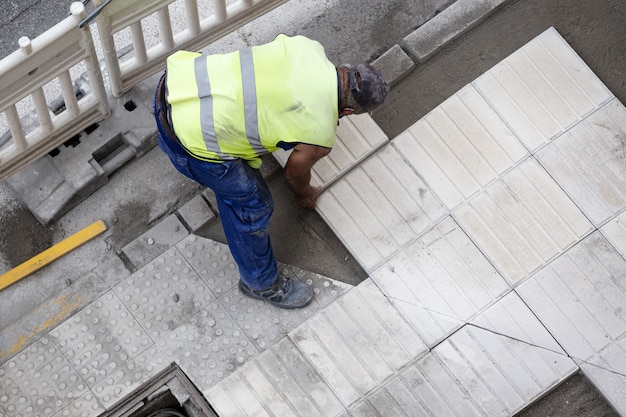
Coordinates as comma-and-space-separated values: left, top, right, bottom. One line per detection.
317, 144, 446, 272
434, 325, 577, 416
273, 113, 388, 188
370, 217, 510, 347
393, 353, 485, 417
537, 99, 626, 227
471, 291, 564, 353
393, 85, 528, 210
289, 285, 427, 407
602, 210, 626, 259
206, 338, 345, 417
578, 359, 626, 416
454, 157, 593, 286
473, 27, 612, 152
517, 232, 626, 363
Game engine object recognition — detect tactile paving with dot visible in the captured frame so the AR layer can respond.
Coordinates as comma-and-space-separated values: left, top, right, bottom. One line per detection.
280, 264, 352, 309
0, 336, 88, 417
114, 248, 214, 340
55, 391, 104, 417
51, 291, 152, 387
220, 285, 320, 353
156, 301, 258, 393
176, 235, 239, 298
91, 346, 169, 408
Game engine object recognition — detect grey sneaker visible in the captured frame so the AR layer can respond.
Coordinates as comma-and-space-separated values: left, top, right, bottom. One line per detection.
239, 274, 314, 309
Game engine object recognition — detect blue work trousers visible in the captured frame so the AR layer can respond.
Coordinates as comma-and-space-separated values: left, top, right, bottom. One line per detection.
154, 83, 278, 290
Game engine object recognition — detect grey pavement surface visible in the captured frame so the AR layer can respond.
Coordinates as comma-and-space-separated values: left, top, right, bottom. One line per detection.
1, 0, 625, 416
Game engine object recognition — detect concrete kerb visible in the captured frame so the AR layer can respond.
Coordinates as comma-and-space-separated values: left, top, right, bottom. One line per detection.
373, 0, 511, 87
401, 0, 511, 63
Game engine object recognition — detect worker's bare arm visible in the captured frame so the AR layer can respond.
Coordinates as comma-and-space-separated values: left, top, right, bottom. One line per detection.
284, 143, 331, 209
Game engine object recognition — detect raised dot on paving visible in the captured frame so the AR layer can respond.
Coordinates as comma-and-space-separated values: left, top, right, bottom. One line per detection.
155, 301, 258, 393
50, 291, 152, 387
114, 248, 214, 340
0, 336, 88, 417
176, 235, 239, 298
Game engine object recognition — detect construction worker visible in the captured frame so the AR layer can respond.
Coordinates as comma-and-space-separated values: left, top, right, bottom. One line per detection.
154, 34, 389, 309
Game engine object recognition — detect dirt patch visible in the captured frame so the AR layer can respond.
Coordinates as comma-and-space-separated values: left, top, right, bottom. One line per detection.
516, 373, 619, 417
105, 200, 152, 250
0, 203, 53, 268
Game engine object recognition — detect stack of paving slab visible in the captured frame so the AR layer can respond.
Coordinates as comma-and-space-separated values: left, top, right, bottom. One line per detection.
1, 27, 625, 417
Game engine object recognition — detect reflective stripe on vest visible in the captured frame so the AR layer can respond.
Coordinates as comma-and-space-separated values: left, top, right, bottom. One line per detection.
193, 50, 266, 160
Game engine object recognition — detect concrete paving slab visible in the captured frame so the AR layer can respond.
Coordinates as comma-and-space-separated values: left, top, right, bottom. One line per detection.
50, 291, 153, 388
357, 337, 574, 417
470, 291, 565, 353
317, 144, 446, 272
473, 27, 613, 152
393, 85, 528, 211
155, 301, 259, 393
433, 325, 577, 416
536, 99, 626, 227
273, 113, 388, 189
113, 248, 215, 341
175, 235, 239, 298
370, 216, 510, 347
121, 214, 189, 271
206, 337, 345, 417
56, 392, 104, 417
0, 335, 89, 417
289, 285, 427, 408
516, 232, 626, 364
176, 194, 216, 232
601, 210, 626, 258
454, 157, 594, 286
578, 360, 626, 415
90, 346, 168, 410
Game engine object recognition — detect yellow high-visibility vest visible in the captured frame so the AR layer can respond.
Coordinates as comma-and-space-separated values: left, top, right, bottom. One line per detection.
166, 34, 338, 168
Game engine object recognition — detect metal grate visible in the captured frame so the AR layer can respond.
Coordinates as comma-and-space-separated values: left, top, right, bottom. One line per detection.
101, 363, 219, 417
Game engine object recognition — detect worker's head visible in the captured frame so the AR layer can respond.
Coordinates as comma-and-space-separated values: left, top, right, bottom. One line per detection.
338, 63, 389, 116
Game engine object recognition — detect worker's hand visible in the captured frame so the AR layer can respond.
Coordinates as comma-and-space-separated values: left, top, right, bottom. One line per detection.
295, 185, 322, 209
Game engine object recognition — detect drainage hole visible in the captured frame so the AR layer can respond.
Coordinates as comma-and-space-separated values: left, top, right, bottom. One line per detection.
124, 100, 137, 111
63, 134, 81, 148
84, 123, 100, 135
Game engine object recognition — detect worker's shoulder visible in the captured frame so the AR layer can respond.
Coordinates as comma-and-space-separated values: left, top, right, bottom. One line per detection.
167, 49, 202, 62
270, 33, 324, 49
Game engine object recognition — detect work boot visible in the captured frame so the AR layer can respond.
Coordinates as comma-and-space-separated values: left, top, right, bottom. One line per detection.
239, 274, 314, 309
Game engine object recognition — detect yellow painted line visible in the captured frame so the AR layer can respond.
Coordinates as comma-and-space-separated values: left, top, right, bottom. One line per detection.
0, 293, 85, 361
0, 220, 107, 291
